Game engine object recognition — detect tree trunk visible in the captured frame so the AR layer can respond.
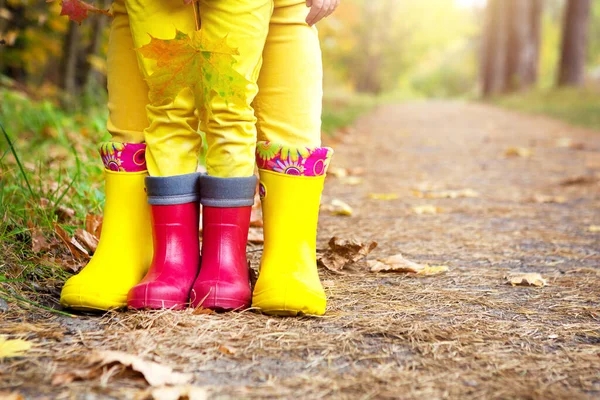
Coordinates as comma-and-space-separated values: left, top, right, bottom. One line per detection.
84, 0, 108, 91
481, 0, 509, 96
558, 0, 591, 86
504, 0, 543, 91
60, 21, 81, 96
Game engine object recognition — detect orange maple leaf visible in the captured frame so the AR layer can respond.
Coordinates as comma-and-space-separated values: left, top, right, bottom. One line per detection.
56, 0, 112, 24
137, 30, 250, 122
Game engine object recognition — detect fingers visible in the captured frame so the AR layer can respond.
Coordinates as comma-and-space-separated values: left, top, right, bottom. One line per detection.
305, 0, 323, 26
305, 0, 339, 26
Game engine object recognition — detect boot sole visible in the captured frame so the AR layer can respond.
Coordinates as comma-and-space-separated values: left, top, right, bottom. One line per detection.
252, 286, 326, 316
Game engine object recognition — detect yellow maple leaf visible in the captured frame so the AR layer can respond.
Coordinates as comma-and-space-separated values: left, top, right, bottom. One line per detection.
0, 337, 32, 358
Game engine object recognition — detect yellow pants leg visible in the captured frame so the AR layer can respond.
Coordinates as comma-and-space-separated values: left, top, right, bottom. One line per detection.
251, 1, 333, 316
125, 0, 201, 177
198, 0, 273, 178
60, 0, 153, 310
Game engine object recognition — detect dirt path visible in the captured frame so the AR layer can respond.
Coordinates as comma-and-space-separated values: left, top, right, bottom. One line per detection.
3, 101, 600, 399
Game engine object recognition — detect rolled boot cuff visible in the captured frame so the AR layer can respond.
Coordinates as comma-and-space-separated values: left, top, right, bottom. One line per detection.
255, 141, 333, 177
200, 175, 257, 207
100, 142, 147, 172
145, 172, 202, 205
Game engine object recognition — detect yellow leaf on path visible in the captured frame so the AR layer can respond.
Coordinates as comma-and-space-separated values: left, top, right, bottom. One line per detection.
413, 189, 479, 199
532, 194, 567, 204
151, 385, 208, 400
368, 193, 398, 200
555, 138, 585, 150
588, 225, 600, 233
368, 254, 449, 276
218, 345, 237, 355
329, 167, 348, 178
0, 392, 24, 400
411, 205, 441, 215
322, 199, 353, 216
506, 273, 547, 287
339, 176, 364, 186
88, 351, 192, 387
504, 147, 532, 158
0, 337, 32, 358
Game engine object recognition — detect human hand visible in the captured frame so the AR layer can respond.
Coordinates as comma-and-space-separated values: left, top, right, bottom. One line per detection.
305, 0, 339, 26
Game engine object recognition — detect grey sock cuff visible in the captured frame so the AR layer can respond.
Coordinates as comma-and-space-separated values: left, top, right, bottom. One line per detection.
145, 172, 202, 205
200, 175, 256, 207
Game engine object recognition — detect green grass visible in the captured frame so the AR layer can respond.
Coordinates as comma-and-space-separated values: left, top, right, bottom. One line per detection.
493, 87, 600, 131
321, 92, 378, 135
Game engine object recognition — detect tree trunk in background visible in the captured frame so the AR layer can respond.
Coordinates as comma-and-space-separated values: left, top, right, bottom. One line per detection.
481, 0, 509, 96
84, 0, 107, 91
558, 0, 591, 86
60, 21, 81, 96
504, 0, 543, 91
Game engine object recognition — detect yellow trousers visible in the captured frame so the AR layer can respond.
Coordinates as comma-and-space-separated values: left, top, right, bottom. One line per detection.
107, 0, 323, 178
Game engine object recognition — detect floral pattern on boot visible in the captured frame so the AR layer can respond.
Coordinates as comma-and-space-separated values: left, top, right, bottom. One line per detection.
100, 142, 147, 172
256, 141, 333, 177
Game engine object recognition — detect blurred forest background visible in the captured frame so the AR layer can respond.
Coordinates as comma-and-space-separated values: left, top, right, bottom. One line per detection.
0, 1, 598, 297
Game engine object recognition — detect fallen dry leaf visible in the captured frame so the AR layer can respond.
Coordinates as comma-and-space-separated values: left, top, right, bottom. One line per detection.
217, 345, 237, 356
368, 254, 449, 276
555, 137, 585, 150
328, 167, 349, 178
504, 147, 532, 158
192, 307, 215, 315
559, 175, 597, 186
531, 194, 567, 204
55, 205, 76, 222
0, 392, 24, 400
322, 199, 353, 216
0, 337, 32, 358
588, 225, 600, 233
54, 223, 90, 259
339, 176, 364, 186
506, 273, 547, 287
411, 205, 441, 215
318, 237, 377, 273
88, 351, 193, 387
151, 385, 208, 400
412, 189, 480, 199
247, 227, 264, 244
74, 228, 99, 253
29, 226, 54, 253
368, 193, 398, 200
85, 214, 103, 238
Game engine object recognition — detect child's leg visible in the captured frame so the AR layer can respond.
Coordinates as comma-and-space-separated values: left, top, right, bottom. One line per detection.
124, 0, 201, 177
60, 0, 153, 311
252, 0, 333, 316
190, 0, 272, 311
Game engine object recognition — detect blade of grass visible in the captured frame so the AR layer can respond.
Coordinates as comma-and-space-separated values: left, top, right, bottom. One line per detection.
0, 121, 36, 202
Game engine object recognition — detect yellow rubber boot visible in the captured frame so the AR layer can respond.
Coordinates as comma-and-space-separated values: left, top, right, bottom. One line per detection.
252, 142, 333, 316
60, 144, 153, 311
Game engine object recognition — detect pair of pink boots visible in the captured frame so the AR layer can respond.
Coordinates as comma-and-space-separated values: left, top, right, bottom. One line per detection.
127, 173, 257, 311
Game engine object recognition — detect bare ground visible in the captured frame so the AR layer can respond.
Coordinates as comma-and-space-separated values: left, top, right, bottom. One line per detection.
2, 101, 599, 399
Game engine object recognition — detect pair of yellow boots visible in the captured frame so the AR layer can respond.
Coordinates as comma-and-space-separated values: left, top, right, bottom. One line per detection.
60, 142, 332, 316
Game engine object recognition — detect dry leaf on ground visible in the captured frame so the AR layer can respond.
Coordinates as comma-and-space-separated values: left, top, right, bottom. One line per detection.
328, 167, 348, 178
559, 175, 597, 186
151, 385, 208, 400
74, 228, 99, 253
52, 368, 101, 386
506, 273, 547, 287
531, 194, 567, 204
368, 254, 449, 276
54, 224, 90, 259
247, 227, 264, 243
29, 226, 54, 253
317, 237, 377, 272
368, 193, 398, 200
411, 205, 441, 215
0, 337, 32, 358
0, 392, 24, 400
217, 345, 237, 356
504, 147, 532, 158
555, 138, 585, 150
588, 225, 600, 232
339, 176, 364, 186
412, 189, 480, 199
322, 199, 353, 216
85, 214, 103, 238
88, 351, 193, 387
55, 205, 76, 222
